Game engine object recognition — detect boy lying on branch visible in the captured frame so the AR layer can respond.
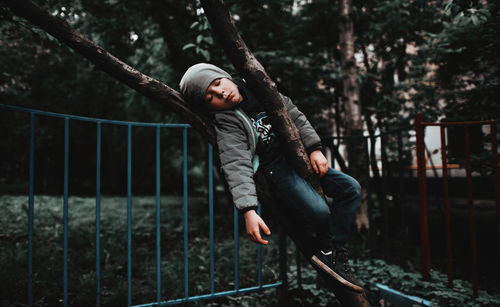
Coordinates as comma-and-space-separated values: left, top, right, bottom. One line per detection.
180, 63, 363, 292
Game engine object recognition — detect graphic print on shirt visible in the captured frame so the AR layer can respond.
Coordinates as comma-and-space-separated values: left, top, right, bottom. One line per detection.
252, 112, 275, 145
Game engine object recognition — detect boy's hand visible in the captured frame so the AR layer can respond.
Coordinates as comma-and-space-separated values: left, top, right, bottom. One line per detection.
310, 150, 329, 177
243, 209, 271, 245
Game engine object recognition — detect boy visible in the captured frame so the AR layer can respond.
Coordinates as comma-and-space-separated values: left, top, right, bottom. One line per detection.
180, 63, 363, 292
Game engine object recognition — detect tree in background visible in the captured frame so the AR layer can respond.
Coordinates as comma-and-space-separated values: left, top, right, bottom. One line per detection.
337, 0, 370, 230
2, 0, 497, 131
0, 0, 205, 193
425, 0, 500, 121
1, 0, 499, 236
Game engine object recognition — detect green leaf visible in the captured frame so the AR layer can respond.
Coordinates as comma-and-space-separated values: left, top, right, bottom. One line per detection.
196, 34, 203, 44
204, 36, 214, 45
478, 8, 491, 18
182, 43, 196, 51
470, 14, 479, 26
200, 49, 210, 61
190, 21, 199, 29
444, 1, 453, 16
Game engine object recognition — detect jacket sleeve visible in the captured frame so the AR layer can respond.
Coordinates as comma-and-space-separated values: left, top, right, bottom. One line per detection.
282, 94, 322, 153
214, 113, 259, 211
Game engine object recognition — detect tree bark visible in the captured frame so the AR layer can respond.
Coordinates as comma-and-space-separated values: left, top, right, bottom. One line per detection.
201, 1, 370, 306
338, 0, 370, 232
338, 0, 362, 135
0, 0, 215, 142
200, 0, 323, 196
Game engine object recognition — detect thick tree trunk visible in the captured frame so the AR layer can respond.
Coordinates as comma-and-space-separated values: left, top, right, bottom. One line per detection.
338, 0, 362, 135
338, 0, 370, 231
0, 0, 215, 142
200, 1, 370, 306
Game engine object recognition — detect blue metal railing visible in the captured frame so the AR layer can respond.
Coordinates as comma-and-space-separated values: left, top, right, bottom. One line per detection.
28, 112, 35, 307
63, 118, 69, 307
96, 121, 102, 306
155, 125, 161, 304
0, 103, 285, 307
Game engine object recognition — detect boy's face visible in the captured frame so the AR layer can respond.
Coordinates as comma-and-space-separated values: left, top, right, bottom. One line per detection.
204, 78, 243, 110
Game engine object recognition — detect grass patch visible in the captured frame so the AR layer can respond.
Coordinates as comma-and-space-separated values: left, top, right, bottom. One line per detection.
2, 195, 499, 306
0, 195, 283, 306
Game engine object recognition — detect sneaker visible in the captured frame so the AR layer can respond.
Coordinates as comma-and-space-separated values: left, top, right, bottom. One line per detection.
311, 247, 363, 292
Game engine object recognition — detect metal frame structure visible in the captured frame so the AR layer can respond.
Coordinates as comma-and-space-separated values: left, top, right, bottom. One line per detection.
415, 113, 500, 297
0, 104, 286, 307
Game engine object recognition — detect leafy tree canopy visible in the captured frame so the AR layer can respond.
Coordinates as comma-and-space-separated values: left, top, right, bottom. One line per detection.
1, 0, 498, 125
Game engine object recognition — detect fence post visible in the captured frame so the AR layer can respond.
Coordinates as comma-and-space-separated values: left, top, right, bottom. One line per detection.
155, 126, 162, 303
279, 228, 287, 306
380, 134, 389, 245
182, 127, 189, 298
208, 144, 215, 294
397, 130, 407, 239
440, 126, 454, 288
28, 113, 35, 307
63, 118, 69, 307
415, 113, 430, 280
464, 127, 479, 297
491, 123, 500, 258
127, 124, 133, 306
96, 122, 102, 307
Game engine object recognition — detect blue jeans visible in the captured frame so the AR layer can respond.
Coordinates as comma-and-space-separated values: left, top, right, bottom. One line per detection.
261, 157, 360, 252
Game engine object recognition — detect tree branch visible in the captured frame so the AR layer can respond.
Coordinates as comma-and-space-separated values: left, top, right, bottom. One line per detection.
200, 0, 323, 195
200, 0, 371, 306
1, 0, 215, 142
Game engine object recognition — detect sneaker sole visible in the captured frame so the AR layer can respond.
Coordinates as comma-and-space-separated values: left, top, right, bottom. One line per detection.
311, 255, 363, 293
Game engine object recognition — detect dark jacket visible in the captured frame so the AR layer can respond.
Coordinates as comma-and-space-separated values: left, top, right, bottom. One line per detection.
213, 88, 322, 211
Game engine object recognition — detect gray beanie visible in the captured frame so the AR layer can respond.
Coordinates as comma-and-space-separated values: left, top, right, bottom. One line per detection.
179, 63, 232, 105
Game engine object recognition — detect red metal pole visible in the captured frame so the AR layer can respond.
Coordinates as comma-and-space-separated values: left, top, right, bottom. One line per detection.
464, 126, 479, 297
415, 113, 430, 280
440, 126, 453, 288
491, 124, 500, 258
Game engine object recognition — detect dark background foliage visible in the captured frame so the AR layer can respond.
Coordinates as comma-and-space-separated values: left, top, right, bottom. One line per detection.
0, 1, 499, 305
1, 0, 499, 193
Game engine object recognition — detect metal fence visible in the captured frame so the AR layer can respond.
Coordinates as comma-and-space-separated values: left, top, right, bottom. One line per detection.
0, 104, 286, 307
415, 113, 500, 297
323, 119, 500, 297
323, 126, 413, 243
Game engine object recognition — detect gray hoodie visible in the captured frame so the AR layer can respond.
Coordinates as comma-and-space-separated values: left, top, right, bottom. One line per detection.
178, 63, 321, 212
213, 94, 322, 211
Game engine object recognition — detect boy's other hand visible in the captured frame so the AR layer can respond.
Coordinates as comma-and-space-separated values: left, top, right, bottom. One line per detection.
243, 209, 271, 245
310, 150, 329, 177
